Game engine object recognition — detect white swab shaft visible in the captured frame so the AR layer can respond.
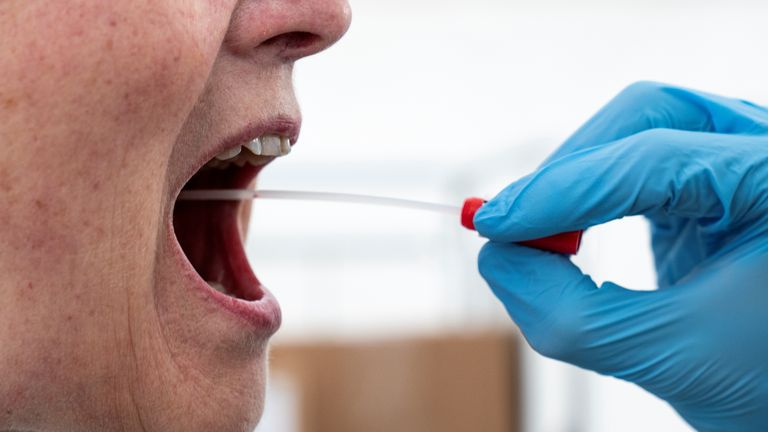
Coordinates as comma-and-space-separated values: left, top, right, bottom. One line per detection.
177, 189, 461, 216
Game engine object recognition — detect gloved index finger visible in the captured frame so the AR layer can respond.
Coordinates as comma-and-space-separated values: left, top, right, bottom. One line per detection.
542, 82, 767, 166
474, 130, 765, 243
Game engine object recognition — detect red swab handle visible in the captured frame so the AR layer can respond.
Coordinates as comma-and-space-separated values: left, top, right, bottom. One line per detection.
461, 197, 583, 255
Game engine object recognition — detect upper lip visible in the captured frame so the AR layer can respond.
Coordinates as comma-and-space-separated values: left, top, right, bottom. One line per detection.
173, 114, 301, 197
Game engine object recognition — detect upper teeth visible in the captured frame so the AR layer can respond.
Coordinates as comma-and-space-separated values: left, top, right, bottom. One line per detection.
214, 146, 242, 161
208, 135, 291, 169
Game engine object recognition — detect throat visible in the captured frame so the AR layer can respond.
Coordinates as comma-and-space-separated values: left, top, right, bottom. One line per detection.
173, 198, 262, 301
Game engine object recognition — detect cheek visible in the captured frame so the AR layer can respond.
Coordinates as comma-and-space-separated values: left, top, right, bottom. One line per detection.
0, 0, 239, 374
8, 1, 234, 137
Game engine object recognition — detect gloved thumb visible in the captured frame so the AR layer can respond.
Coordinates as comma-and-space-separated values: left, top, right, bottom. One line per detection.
479, 242, 679, 377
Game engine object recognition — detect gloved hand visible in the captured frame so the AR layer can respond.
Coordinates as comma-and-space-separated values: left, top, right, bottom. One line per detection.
475, 82, 768, 431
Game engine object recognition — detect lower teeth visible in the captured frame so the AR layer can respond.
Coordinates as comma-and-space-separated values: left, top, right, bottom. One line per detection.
206, 281, 229, 295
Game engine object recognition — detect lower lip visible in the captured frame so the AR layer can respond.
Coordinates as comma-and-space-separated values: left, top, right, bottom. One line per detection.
166, 220, 282, 336
203, 280, 282, 334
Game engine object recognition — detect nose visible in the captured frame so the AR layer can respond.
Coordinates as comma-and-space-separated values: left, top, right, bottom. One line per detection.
225, 0, 352, 63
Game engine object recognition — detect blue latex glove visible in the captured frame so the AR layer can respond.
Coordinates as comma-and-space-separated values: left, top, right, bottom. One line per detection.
475, 82, 768, 431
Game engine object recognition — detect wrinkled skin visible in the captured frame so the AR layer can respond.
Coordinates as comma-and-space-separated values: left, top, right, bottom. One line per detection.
0, 1, 350, 430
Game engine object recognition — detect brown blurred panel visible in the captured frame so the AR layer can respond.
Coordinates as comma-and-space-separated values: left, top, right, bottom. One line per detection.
269, 331, 520, 432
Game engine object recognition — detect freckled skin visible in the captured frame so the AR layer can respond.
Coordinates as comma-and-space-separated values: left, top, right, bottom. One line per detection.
0, 1, 350, 431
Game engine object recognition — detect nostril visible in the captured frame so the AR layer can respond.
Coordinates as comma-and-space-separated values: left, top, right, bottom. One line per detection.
262, 31, 323, 59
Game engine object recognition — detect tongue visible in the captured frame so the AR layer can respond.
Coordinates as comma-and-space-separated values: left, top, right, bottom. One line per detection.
173, 199, 262, 301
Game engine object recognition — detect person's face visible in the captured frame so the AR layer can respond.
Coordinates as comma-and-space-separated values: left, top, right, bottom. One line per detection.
0, 1, 350, 430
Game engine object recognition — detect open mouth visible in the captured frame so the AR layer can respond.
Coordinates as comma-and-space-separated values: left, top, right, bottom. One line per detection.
172, 135, 291, 309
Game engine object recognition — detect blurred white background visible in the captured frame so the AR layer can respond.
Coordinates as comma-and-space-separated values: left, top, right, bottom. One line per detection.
251, 0, 768, 430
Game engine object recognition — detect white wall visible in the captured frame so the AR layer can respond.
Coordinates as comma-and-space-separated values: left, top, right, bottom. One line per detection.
251, 1, 768, 430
